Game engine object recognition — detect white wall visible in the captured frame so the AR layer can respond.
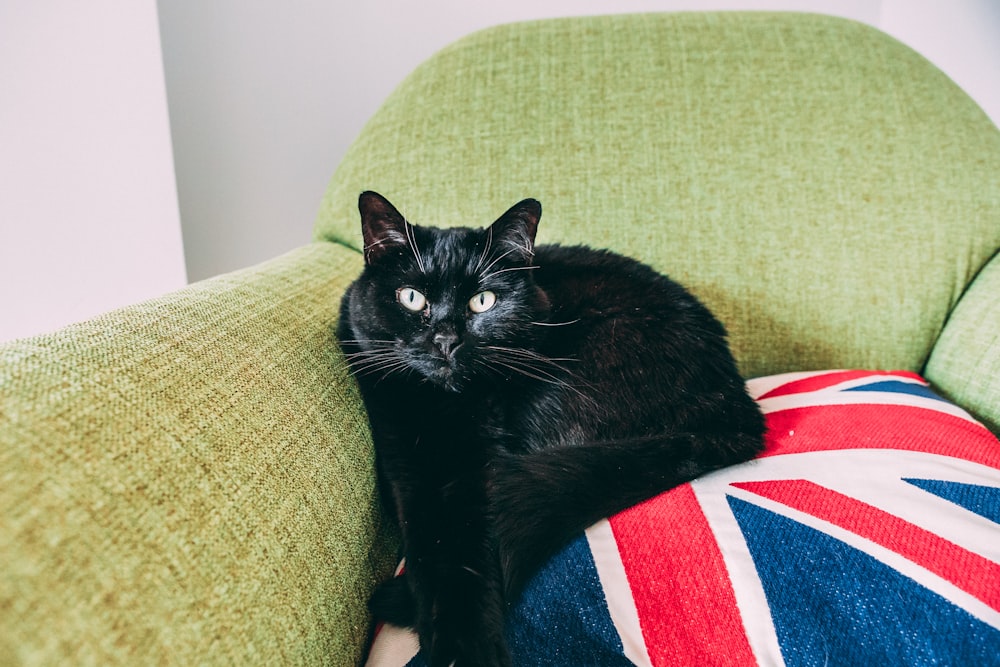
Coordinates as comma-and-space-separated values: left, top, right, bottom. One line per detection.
158, 0, 999, 284
3, 2, 997, 344
0, 0, 185, 343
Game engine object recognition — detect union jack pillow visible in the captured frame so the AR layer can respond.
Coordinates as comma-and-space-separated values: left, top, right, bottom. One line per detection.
366, 370, 1000, 666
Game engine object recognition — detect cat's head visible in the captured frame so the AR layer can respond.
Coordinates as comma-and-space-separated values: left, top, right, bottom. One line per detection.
341, 191, 550, 392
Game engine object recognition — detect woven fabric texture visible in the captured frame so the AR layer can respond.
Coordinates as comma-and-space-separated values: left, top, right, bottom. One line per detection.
0, 243, 396, 666
316, 11, 1000, 380
927, 252, 1000, 434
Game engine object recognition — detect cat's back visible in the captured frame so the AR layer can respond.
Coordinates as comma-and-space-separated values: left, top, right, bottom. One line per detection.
533, 243, 717, 331
525, 242, 753, 446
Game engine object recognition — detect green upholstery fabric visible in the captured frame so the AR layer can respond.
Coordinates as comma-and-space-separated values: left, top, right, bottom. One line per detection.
926, 252, 1000, 434
0, 244, 396, 665
2, 11, 999, 667
317, 12, 1000, 380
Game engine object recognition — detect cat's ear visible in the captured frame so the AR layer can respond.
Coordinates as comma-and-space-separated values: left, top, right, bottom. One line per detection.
489, 199, 541, 261
359, 191, 410, 265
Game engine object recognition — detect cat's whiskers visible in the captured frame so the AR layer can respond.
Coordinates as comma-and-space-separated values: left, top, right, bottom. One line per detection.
473, 348, 550, 378
343, 350, 396, 363
403, 219, 427, 273
477, 246, 522, 279
346, 357, 403, 375
504, 236, 534, 259
529, 319, 580, 327
489, 358, 564, 385
486, 358, 595, 409
480, 265, 539, 282
342, 346, 413, 382
339, 338, 398, 347
484, 345, 577, 365
481, 345, 597, 407
473, 227, 494, 274
356, 362, 412, 385
344, 349, 399, 364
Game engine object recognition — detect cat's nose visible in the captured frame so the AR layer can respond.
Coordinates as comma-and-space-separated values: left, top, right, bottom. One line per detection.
433, 332, 460, 358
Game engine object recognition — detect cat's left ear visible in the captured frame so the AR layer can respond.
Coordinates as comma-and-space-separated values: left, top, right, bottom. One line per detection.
359, 191, 410, 265
489, 199, 541, 260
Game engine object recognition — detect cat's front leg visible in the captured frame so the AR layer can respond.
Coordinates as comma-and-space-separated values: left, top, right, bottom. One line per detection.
419, 570, 509, 667
395, 482, 511, 667
370, 547, 510, 666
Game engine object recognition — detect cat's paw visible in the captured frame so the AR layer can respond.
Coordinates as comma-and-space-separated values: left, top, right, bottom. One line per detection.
418, 603, 510, 667
369, 576, 416, 628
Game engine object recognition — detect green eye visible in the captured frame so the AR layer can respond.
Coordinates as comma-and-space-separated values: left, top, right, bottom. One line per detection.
397, 287, 427, 312
469, 290, 497, 314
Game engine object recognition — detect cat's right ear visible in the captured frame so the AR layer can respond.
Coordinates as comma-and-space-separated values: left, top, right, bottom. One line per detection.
488, 198, 541, 262
359, 191, 409, 265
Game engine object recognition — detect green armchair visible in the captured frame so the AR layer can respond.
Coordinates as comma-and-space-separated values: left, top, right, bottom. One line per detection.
2, 12, 998, 666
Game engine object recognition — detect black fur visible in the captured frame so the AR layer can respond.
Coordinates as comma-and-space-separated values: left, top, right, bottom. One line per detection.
337, 192, 765, 666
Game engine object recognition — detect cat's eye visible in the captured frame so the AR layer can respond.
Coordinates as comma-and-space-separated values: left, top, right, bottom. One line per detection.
397, 287, 427, 312
469, 290, 497, 314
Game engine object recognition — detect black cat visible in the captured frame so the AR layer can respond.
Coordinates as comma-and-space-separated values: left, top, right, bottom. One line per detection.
337, 192, 765, 666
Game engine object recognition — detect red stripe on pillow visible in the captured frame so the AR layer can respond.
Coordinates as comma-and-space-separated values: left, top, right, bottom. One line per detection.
610, 484, 756, 666
762, 404, 1000, 465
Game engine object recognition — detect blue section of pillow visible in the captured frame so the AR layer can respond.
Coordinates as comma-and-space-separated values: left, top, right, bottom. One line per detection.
729, 496, 1000, 666
507, 533, 632, 666
903, 478, 1000, 524
842, 380, 946, 401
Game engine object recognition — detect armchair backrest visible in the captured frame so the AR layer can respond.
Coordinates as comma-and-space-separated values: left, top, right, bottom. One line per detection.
315, 12, 1000, 380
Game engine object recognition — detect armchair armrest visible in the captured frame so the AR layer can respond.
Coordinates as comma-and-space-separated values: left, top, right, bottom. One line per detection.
926, 251, 1000, 435
0, 242, 396, 665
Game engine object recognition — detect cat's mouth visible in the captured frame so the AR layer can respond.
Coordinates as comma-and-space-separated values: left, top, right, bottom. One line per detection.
418, 358, 465, 393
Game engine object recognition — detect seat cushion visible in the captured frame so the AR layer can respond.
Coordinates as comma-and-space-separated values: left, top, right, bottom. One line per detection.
367, 369, 1000, 666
